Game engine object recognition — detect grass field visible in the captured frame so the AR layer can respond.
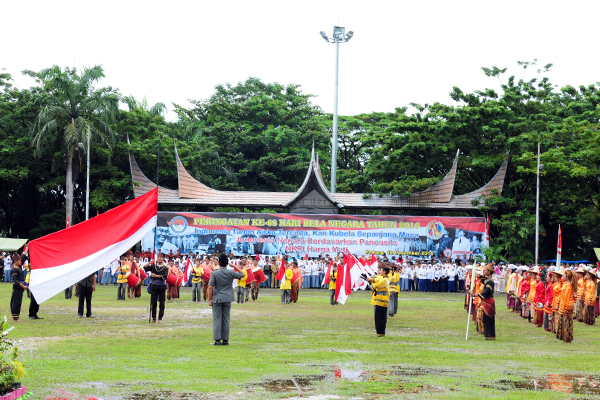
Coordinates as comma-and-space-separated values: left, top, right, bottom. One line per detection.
4, 284, 600, 400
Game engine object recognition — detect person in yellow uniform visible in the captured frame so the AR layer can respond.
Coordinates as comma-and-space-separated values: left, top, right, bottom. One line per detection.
191, 259, 203, 303
364, 263, 390, 337
280, 260, 293, 305
329, 263, 338, 306
237, 262, 248, 304
117, 257, 130, 301
387, 265, 400, 317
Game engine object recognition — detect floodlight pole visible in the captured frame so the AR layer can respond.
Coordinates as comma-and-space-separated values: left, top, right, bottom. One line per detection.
321, 26, 353, 194
332, 37, 339, 194
85, 124, 90, 220
535, 142, 541, 266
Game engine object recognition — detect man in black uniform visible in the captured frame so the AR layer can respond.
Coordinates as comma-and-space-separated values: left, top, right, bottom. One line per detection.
10, 254, 29, 321
78, 272, 96, 318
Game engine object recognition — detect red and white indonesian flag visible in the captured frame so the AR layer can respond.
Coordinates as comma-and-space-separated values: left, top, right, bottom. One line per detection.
29, 188, 158, 304
556, 224, 562, 268
322, 259, 333, 286
183, 257, 192, 284
334, 253, 352, 305
366, 254, 378, 275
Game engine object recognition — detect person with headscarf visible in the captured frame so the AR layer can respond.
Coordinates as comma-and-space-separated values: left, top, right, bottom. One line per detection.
426, 264, 434, 292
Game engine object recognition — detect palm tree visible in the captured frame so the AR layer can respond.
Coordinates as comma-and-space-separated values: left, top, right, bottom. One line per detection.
28, 65, 119, 225
122, 95, 167, 116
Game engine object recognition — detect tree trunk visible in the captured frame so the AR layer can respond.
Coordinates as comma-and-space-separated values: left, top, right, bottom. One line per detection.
66, 154, 73, 226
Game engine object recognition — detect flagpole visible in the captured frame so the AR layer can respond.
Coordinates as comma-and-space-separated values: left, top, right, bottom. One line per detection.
149, 132, 162, 324
465, 263, 477, 340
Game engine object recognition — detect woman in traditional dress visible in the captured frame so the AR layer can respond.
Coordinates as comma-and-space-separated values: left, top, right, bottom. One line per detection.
543, 270, 555, 332
583, 269, 597, 325
556, 269, 577, 343
552, 270, 564, 334
532, 271, 545, 327
476, 264, 496, 340
505, 266, 517, 310
575, 266, 586, 323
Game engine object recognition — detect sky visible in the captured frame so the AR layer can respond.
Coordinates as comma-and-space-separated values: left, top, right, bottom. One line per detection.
3, 0, 600, 121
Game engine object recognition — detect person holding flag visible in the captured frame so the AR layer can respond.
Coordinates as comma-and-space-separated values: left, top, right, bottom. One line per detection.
277, 258, 292, 305
329, 263, 338, 306
362, 263, 390, 337
10, 254, 29, 321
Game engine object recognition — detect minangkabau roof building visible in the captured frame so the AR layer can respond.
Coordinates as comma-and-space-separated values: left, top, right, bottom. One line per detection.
129, 146, 508, 214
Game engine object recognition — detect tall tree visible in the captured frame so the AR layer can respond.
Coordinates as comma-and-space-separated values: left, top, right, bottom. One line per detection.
173, 77, 328, 192
27, 65, 119, 225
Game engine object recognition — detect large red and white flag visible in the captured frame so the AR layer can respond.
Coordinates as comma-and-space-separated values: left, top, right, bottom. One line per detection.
556, 224, 562, 268
29, 188, 158, 304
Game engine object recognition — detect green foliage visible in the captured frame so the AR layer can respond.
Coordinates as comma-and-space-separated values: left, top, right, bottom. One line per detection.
173, 77, 327, 192
0, 316, 25, 392
1, 64, 600, 262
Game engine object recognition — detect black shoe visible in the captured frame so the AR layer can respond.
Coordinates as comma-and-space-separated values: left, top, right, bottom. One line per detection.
86, 315, 95, 318
222, 340, 229, 346
29, 316, 43, 320
211, 340, 222, 346
78, 315, 83, 318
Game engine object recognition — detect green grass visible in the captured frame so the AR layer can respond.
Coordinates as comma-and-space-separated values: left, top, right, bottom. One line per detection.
4, 284, 600, 399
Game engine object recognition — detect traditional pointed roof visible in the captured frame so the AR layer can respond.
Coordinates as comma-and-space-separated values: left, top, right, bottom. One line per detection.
283, 146, 343, 208
129, 153, 180, 202
129, 145, 508, 211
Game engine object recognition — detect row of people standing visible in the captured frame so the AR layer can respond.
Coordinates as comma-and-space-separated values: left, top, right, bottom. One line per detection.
505, 264, 599, 343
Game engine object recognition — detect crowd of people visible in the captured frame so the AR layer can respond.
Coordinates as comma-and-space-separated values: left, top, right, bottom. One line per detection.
504, 263, 599, 343
4, 246, 600, 345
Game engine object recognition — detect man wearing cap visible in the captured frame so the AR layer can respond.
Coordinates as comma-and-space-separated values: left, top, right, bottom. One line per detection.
207, 254, 244, 346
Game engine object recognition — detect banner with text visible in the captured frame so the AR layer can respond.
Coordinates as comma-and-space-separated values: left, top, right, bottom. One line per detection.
142, 212, 487, 261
